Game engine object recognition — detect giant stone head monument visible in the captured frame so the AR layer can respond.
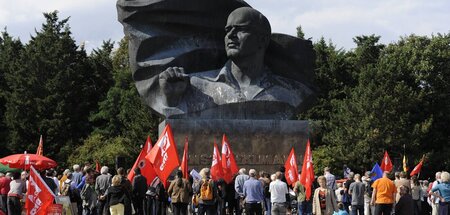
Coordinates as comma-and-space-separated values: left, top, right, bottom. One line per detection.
117, 0, 316, 172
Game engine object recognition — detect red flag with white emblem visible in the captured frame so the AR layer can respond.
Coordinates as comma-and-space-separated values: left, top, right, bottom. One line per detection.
284, 148, 298, 186
128, 136, 156, 185
26, 165, 55, 215
410, 156, 425, 176
300, 139, 314, 200
211, 141, 223, 181
221, 134, 239, 184
146, 124, 180, 188
380, 151, 393, 172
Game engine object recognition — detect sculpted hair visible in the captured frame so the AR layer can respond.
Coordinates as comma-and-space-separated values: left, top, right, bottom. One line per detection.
229, 7, 271, 36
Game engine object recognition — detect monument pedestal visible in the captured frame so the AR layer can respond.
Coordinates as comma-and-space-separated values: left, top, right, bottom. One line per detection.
160, 119, 309, 173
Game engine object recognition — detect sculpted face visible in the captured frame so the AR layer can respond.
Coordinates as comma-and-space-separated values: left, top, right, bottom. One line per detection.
225, 7, 270, 60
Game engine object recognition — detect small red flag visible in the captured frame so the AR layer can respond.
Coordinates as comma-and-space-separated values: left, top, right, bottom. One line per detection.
300, 139, 314, 200
380, 151, 393, 172
146, 125, 180, 188
181, 136, 189, 179
410, 158, 424, 176
221, 134, 239, 184
284, 148, 299, 186
211, 141, 223, 181
36, 135, 43, 156
95, 160, 101, 172
26, 165, 55, 215
128, 136, 157, 185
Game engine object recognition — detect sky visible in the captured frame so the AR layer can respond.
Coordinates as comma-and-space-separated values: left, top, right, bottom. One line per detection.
0, 0, 449, 52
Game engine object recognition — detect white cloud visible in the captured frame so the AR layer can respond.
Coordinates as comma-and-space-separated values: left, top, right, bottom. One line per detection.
1, 0, 449, 51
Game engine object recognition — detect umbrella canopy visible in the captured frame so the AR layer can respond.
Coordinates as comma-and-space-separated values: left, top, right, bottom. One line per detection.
0, 153, 57, 170
0, 163, 22, 173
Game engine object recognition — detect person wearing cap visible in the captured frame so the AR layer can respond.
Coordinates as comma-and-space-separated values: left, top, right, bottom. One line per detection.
243, 169, 264, 215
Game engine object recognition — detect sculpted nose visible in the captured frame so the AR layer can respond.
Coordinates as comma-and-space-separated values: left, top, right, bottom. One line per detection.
226, 27, 237, 39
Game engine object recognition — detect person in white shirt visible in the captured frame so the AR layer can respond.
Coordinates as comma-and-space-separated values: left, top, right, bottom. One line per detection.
269, 171, 289, 215
335, 183, 344, 203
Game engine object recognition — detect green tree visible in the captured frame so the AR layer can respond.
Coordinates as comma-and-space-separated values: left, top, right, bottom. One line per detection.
70, 37, 160, 167
0, 31, 23, 156
296, 25, 305, 39
3, 12, 110, 165
312, 34, 449, 176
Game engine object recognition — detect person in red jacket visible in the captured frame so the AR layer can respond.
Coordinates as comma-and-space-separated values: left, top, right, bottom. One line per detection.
0, 173, 12, 214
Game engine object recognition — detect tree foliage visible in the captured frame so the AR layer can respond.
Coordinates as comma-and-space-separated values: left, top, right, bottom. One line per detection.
302, 34, 450, 178
0, 12, 447, 178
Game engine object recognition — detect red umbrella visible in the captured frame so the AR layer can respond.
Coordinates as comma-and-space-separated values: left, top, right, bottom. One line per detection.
0, 153, 57, 170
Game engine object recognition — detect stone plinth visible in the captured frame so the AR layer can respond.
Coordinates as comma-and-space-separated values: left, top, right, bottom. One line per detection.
159, 119, 309, 173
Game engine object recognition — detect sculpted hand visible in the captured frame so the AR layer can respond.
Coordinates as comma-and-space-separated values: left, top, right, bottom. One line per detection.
159, 67, 190, 107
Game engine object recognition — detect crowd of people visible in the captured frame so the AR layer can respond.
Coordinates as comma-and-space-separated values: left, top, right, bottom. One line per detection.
0, 163, 449, 215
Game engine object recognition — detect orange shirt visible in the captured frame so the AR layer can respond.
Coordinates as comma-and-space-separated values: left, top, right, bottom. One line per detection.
372, 177, 396, 204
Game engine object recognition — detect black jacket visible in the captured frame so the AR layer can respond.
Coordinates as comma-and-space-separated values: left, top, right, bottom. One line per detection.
395, 194, 414, 215
132, 174, 148, 198
106, 186, 125, 207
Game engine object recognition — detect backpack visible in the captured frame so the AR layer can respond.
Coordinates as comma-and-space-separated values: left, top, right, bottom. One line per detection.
264, 183, 270, 198
61, 181, 77, 202
365, 180, 373, 197
200, 179, 213, 201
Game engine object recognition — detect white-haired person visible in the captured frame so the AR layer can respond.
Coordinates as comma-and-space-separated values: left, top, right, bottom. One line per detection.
430, 171, 450, 215
235, 168, 250, 215
72, 164, 83, 186
270, 171, 289, 215
96, 166, 111, 215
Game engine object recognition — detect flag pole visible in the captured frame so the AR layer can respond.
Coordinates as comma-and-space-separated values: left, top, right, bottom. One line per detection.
418, 154, 425, 179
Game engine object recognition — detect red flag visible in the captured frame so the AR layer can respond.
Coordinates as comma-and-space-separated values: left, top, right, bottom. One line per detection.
26, 165, 55, 215
128, 136, 157, 185
95, 160, 101, 172
410, 158, 424, 176
36, 135, 43, 156
284, 148, 299, 186
146, 124, 180, 188
221, 134, 239, 184
380, 151, 393, 172
300, 139, 314, 200
211, 141, 224, 181
181, 136, 189, 179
